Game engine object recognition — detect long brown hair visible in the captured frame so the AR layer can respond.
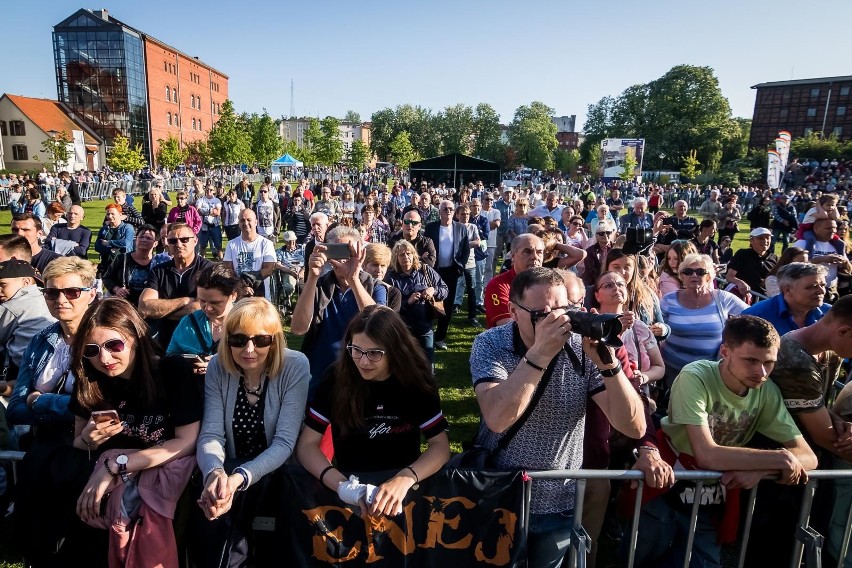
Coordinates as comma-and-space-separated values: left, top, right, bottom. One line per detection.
72, 297, 162, 412
330, 305, 436, 436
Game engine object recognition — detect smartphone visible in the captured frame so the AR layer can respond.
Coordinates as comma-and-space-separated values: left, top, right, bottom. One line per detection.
325, 243, 352, 260
92, 410, 120, 424
182, 353, 201, 360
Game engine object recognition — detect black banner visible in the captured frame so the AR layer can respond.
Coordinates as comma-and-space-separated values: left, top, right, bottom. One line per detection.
276, 467, 527, 567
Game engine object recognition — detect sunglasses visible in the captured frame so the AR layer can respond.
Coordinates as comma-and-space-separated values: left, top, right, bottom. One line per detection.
83, 338, 126, 359
402, 219, 420, 226
346, 344, 385, 362
513, 302, 572, 327
571, 222, 583, 227
597, 231, 613, 236
227, 334, 274, 348
166, 236, 194, 245
43, 287, 92, 300
680, 268, 709, 277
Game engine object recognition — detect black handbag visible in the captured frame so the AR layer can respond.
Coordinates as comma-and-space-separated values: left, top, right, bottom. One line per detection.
447, 355, 558, 469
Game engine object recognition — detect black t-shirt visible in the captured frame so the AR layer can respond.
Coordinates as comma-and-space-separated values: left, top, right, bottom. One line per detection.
661, 216, 699, 243
727, 248, 777, 294
32, 248, 61, 275
144, 256, 214, 347
69, 357, 202, 452
305, 374, 448, 472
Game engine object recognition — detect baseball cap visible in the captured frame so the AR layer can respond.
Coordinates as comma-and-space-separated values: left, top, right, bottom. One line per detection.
749, 228, 772, 238
282, 231, 297, 241
0, 259, 41, 282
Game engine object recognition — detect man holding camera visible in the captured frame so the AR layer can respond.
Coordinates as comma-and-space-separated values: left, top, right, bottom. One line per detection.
471, 267, 645, 568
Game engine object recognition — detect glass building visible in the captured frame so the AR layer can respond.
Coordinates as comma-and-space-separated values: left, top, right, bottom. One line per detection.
53, 9, 151, 163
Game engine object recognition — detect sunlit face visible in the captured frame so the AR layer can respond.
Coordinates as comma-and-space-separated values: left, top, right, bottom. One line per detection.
0, 278, 29, 302
396, 248, 415, 272
349, 332, 390, 382
675, 202, 688, 217
679, 261, 712, 289
11, 219, 39, 246
719, 341, 777, 394
85, 326, 136, 379
512, 237, 544, 272
364, 260, 388, 281
239, 211, 257, 235
510, 283, 569, 347
750, 234, 772, 254
67, 206, 84, 227
229, 323, 275, 374
783, 273, 826, 310
168, 227, 197, 261
135, 230, 157, 252
104, 208, 121, 228
198, 286, 237, 323
595, 272, 628, 307
402, 212, 421, 239
607, 256, 636, 284
667, 249, 680, 271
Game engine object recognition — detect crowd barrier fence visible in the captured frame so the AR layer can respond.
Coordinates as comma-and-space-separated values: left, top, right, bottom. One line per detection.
0, 449, 850, 568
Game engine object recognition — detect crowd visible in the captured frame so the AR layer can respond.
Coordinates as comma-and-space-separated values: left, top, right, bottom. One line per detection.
2, 162, 852, 568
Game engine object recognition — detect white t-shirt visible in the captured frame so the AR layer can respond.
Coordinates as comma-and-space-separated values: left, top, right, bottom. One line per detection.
794, 239, 840, 286
438, 224, 454, 268
224, 235, 277, 299
485, 208, 501, 248
255, 201, 276, 236
195, 196, 222, 227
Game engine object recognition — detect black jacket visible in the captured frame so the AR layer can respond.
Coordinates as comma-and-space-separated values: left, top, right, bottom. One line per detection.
424, 221, 470, 274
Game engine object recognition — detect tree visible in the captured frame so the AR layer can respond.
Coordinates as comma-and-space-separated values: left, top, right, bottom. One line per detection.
508, 101, 557, 170
791, 132, 845, 162
207, 100, 252, 165
389, 131, 418, 169
369, 108, 396, 161
343, 110, 361, 124
108, 135, 147, 172
156, 134, 187, 170
472, 103, 504, 163
620, 151, 638, 182
439, 103, 475, 155
681, 149, 702, 181
248, 110, 283, 166
585, 143, 602, 178
40, 131, 72, 171
554, 148, 580, 175
347, 139, 370, 170
185, 140, 211, 167
312, 116, 344, 166
300, 118, 322, 167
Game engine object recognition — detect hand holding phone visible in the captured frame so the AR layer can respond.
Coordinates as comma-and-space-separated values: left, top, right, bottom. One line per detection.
92, 409, 120, 425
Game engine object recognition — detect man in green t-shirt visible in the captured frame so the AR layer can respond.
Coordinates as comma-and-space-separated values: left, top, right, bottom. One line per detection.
634, 316, 817, 568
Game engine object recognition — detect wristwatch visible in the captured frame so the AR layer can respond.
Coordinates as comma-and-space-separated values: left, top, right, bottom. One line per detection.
115, 454, 129, 482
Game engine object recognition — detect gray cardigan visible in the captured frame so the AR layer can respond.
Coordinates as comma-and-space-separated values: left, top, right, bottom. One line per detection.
196, 349, 310, 487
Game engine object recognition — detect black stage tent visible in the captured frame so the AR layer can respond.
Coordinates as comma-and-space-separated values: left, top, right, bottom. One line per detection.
409, 153, 501, 188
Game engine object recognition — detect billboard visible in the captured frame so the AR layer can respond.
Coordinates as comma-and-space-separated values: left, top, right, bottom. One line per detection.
599, 138, 645, 181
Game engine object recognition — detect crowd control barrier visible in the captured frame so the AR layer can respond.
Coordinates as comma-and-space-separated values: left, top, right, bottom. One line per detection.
1, 451, 850, 567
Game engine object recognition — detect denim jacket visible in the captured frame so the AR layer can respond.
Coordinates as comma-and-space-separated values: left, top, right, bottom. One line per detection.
7, 322, 74, 426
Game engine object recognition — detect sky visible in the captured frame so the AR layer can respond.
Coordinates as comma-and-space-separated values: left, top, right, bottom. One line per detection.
2, 0, 851, 130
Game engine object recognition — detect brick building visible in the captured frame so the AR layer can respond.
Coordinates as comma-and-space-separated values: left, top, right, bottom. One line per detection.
53, 9, 228, 167
749, 76, 852, 148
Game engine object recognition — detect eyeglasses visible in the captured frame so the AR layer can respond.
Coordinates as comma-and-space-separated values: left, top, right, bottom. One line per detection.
596, 280, 627, 291
596, 231, 613, 236
166, 236, 195, 245
513, 302, 572, 327
177, 197, 187, 201
571, 221, 584, 227
43, 287, 92, 300
227, 334, 274, 348
346, 344, 386, 362
402, 219, 420, 226
680, 268, 709, 277
83, 338, 126, 359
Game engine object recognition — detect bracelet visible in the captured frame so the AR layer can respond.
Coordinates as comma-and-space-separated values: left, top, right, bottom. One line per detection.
233, 467, 249, 492
599, 363, 622, 378
521, 356, 546, 372
638, 445, 659, 453
103, 458, 118, 477
319, 465, 335, 486
404, 466, 419, 483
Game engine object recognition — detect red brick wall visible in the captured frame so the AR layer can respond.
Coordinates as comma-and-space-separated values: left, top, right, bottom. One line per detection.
143, 37, 228, 166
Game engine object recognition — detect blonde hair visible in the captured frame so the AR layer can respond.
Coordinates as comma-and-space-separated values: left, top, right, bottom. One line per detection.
42, 257, 96, 287
364, 243, 392, 267
390, 240, 420, 273
217, 297, 286, 378
679, 253, 716, 279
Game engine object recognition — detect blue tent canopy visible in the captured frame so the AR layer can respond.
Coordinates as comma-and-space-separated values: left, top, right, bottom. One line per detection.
271, 153, 303, 167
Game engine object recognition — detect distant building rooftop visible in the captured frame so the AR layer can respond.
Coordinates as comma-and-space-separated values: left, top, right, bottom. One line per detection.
751, 76, 852, 89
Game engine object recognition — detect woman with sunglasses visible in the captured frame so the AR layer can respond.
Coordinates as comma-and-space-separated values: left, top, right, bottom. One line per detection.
658, 240, 698, 297
385, 240, 448, 362
297, 305, 449, 518
167, 190, 202, 235
195, 297, 309, 562
562, 214, 590, 249
102, 224, 158, 306
9, 258, 99, 564
65, 297, 202, 566
660, 253, 747, 387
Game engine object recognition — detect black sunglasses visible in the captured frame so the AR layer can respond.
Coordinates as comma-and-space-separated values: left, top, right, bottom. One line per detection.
513, 302, 572, 327
43, 287, 92, 300
166, 236, 194, 245
83, 338, 126, 359
681, 268, 709, 277
596, 231, 613, 236
402, 219, 420, 226
227, 334, 274, 348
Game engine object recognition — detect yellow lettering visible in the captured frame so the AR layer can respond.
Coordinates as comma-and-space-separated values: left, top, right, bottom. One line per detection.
302, 506, 361, 562
419, 496, 475, 550
364, 502, 416, 562
475, 508, 518, 565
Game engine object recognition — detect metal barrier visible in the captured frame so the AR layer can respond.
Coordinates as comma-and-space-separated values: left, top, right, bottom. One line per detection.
527, 468, 852, 568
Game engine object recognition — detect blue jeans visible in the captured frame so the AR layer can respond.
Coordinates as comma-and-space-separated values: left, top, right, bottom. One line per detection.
771, 227, 791, 253
415, 328, 434, 363
527, 510, 574, 568
628, 495, 721, 568
453, 266, 477, 317
199, 225, 223, 257
474, 258, 486, 305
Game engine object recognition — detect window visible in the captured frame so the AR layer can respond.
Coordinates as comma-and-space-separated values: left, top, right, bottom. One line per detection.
810, 88, 820, 98
838, 106, 847, 116
191, 94, 195, 109
173, 88, 177, 103
807, 107, 817, 117
192, 118, 196, 130
10, 121, 25, 136
166, 85, 170, 101
804, 127, 814, 136
167, 112, 172, 126
841, 87, 850, 96
779, 108, 788, 118
197, 95, 201, 110
198, 119, 202, 130
175, 115, 179, 127
12, 144, 28, 161
833, 127, 844, 137
0, 120, 6, 136
164, 61, 167, 71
